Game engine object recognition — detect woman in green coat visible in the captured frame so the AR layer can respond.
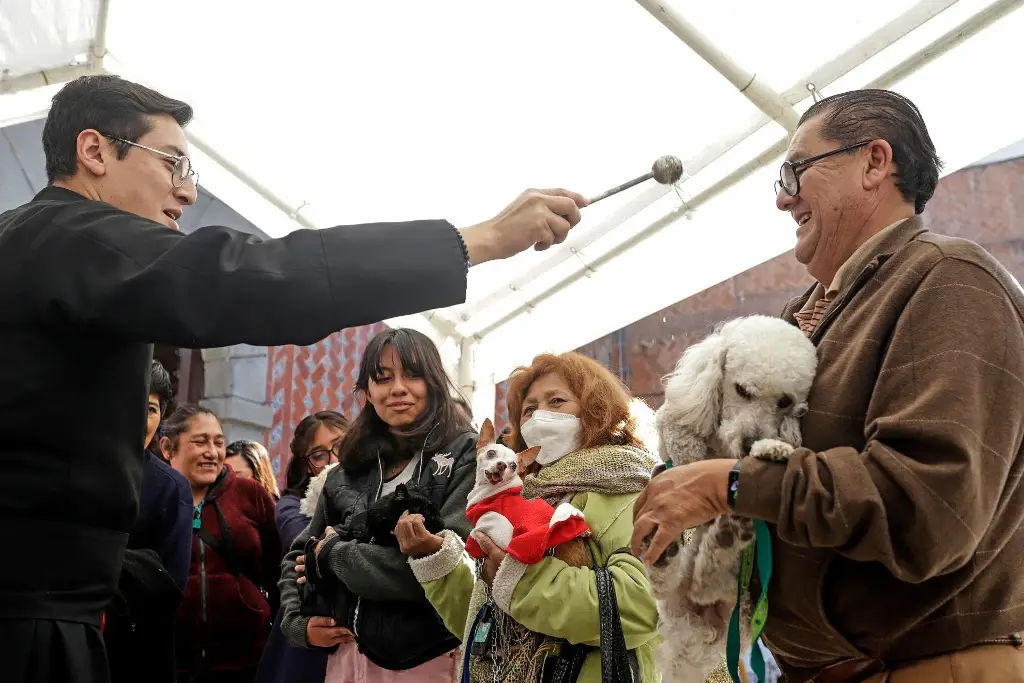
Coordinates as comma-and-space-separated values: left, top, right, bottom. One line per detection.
395, 351, 662, 683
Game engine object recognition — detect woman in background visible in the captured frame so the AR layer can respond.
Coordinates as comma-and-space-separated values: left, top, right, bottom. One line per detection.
166, 405, 281, 683
278, 328, 477, 683
255, 411, 349, 683
276, 412, 349, 548
226, 439, 281, 501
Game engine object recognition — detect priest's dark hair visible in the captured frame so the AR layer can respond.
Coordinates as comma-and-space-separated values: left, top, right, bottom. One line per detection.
43, 74, 194, 183
337, 328, 471, 476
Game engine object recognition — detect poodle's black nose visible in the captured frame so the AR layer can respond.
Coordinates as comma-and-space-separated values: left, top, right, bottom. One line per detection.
742, 436, 757, 455
496, 461, 507, 473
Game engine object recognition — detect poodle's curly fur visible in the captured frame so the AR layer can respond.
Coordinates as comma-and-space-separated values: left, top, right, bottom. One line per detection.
648, 315, 818, 683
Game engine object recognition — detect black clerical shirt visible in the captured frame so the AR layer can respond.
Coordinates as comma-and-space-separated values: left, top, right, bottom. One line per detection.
0, 186, 466, 624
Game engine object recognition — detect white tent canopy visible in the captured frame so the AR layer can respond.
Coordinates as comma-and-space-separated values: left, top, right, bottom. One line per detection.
4, 0, 1024, 417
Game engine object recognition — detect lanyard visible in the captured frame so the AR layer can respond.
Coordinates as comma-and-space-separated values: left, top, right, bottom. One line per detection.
192, 499, 206, 530
727, 519, 773, 683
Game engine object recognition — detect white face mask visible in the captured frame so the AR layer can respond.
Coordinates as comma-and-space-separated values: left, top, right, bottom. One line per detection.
520, 410, 581, 466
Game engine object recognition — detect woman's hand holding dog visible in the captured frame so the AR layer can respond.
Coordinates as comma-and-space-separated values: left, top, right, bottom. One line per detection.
473, 533, 506, 586
305, 615, 354, 648
296, 526, 338, 585
631, 459, 737, 565
315, 525, 338, 557
395, 511, 444, 558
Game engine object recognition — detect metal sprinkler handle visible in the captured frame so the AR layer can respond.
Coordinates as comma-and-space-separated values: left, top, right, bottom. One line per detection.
588, 155, 683, 205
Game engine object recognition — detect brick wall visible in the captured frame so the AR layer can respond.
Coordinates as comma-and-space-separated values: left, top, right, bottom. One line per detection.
265, 323, 389, 486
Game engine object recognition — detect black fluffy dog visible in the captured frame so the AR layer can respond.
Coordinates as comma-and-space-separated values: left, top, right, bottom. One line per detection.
366, 483, 444, 546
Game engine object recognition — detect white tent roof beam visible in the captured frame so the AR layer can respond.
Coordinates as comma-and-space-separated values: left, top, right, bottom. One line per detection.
635, 0, 800, 132
0, 0, 110, 97
449, 0, 962, 330
91, 0, 111, 67
777, 0, 961, 104
0, 63, 98, 97
474, 0, 1020, 341
868, 0, 1023, 88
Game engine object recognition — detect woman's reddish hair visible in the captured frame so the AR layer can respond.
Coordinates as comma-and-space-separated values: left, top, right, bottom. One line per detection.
505, 352, 645, 453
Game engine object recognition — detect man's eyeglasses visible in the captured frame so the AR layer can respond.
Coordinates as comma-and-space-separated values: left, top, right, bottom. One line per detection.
774, 141, 871, 197
101, 133, 199, 189
306, 443, 341, 469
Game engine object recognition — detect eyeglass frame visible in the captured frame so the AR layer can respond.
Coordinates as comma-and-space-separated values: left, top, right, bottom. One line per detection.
100, 133, 199, 189
774, 141, 872, 197
305, 442, 341, 470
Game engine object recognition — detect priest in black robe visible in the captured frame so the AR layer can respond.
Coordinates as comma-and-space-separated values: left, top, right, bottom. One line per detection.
0, 74, 586, 683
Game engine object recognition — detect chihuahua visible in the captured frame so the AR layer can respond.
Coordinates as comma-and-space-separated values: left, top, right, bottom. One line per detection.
465, 419, 591, 567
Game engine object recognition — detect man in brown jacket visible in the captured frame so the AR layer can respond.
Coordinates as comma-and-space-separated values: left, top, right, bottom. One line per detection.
632, 89, 1024, 682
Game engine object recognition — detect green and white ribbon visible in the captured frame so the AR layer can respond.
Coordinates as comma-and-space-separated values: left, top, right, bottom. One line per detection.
726, 519, 773, 683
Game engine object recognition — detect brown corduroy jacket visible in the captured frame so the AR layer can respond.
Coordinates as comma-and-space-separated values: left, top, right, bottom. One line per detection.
736, 217, 1024, 682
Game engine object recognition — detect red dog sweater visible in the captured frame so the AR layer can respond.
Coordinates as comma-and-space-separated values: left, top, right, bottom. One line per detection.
465, 487, 590, 565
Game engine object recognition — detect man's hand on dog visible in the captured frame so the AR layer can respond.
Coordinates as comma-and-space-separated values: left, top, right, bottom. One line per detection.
305, 616, 354, 648
394, 511, 444, 558
631, 459, 737, 565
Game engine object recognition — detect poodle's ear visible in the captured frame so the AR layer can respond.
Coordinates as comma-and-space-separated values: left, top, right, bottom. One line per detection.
779, 405, 807, 447
517, 445, 542, 470
477, 418, 496, 450
779, 416, 802, 447
661, 332, 727, 438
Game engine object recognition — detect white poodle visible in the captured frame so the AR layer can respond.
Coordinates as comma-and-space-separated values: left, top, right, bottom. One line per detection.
646, 315, 817, 683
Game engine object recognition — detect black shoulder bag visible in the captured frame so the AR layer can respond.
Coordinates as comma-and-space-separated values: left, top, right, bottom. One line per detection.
543, 547, 640, 683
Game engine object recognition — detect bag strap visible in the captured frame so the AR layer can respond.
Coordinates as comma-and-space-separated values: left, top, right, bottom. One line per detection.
547, 547, 637, 683
597, 548, 638, 683
195, 499, 245, 584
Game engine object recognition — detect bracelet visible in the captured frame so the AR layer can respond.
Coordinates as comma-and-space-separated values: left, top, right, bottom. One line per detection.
727, 460, 742, 509
451, 225, 472, 271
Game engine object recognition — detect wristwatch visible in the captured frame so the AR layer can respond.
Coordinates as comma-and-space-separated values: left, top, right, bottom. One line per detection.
727, 460, 742, 509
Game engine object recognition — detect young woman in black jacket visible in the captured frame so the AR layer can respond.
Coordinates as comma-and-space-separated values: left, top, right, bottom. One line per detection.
278, 328, 477, 682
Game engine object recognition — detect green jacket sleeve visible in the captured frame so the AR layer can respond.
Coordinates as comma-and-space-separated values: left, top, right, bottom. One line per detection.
409, 528, 477, 639
490, 492, 659, 650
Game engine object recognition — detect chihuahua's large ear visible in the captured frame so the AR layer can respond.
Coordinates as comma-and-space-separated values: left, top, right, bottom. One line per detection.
477, 418, 496, 450
517, 445, 542, 470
